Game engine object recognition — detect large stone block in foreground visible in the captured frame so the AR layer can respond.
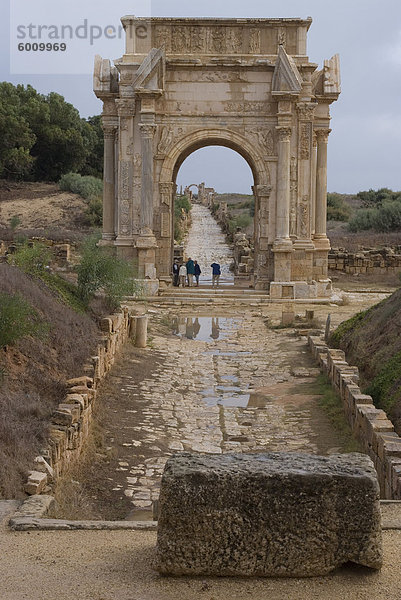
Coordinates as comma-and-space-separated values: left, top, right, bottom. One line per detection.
156, 452, 382, 577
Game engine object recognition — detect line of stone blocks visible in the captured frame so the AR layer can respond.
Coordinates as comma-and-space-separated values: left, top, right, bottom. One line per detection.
328, 248, 401, 276
25, 308, 133, 495
308, 334, 401, 499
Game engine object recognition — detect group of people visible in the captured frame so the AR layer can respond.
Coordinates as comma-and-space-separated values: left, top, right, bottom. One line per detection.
172, 258, 222, 288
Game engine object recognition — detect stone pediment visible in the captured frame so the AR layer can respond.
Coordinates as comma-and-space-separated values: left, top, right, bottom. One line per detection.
133, 47, 165, 93
271, 45, 303, 96
93, 55, 119, 96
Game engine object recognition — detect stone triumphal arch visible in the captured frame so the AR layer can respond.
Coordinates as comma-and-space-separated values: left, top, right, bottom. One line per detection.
94, 16, 340, 298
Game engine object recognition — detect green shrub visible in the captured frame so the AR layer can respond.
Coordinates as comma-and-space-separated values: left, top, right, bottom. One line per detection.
59, 172, 103, 200
366, 350, 401, 414
0, 292, 48, 348
329, 309, 368, 346
9, 215, 21, 232
349, 201, 401, 232
228, 214, 252, 233
327, 194, 352, 222
77, 235, 141, 310
85, 196, 103, 227
357, 188, 401, 208
9, 242, 52, 277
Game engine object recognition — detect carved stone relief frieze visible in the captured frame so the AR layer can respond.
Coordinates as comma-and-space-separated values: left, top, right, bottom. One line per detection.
155, 25, 172, 52
159, 182, 174, 206
249, 29, 261, 53
300, 123, 312, 160
119, 160, 132, 236
172, 25, 190, 53
191, 26, 207, 52
224, 101, 273, 114
250, 129, 274, 155
226, 27, 243, 53
299, 195, 309, 238
157, 126, 174, 155
278, 27, 287, 48
290, 156, 297, 237
160, 212, 170, 238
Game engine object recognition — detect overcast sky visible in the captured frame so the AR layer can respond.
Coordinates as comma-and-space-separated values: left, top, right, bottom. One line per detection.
1, 0, 401, 194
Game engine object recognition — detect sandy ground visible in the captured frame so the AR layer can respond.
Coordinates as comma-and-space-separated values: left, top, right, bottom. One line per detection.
0, 183, 88, 232
1, 505, 401, 600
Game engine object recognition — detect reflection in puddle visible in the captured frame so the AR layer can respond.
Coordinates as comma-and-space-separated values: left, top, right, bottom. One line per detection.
171, 317, 235, 341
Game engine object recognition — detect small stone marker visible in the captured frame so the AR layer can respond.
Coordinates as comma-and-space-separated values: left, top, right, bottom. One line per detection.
156, 452, 382, 577
135, 316, 148, 348
281, 306, 295, 327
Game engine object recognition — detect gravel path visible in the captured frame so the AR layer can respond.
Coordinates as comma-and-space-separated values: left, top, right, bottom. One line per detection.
1, 506, 401, 600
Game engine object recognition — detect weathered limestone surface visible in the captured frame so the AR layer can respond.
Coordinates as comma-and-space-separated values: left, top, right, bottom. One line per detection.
94, 17, 341, 298
157, 452, 382, 577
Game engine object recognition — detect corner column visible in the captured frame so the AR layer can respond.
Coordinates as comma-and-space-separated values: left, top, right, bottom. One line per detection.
313, 128, 332, 287
273, 126, 293, 282
101, 118, 118, 242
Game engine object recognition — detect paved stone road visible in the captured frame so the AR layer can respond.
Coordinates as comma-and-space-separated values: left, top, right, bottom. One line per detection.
104, 309, 350, 518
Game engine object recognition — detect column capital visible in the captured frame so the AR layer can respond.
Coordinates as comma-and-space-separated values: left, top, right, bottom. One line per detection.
315, 128, 332, 143
276, 126, 292, 142
254, 184, 272, 198
102, 117, 118, 138
115, 98, 136, 117
139, 123, 157, 139
296, 102, 316, 121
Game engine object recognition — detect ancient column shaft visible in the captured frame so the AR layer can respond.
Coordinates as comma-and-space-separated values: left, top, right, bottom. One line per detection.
102, 125, 117, 240
139, 123, 157, 234
315, 129, 331, 240
275, 126, 292, 242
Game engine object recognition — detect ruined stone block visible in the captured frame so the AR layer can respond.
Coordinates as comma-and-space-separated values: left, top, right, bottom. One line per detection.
156, 452, 382, 577
25, 471, 48, 495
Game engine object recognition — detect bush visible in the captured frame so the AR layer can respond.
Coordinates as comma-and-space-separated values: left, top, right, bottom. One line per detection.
85, 196, 103, 227
0, 292, 48, 348
357, 188, 401, 208
228, 214, 252, 233
77, 235, 141, 310
349, 201, 401, 233
59, 172, 103, 200
9, 241, 52, 277
327, 193, 352, 222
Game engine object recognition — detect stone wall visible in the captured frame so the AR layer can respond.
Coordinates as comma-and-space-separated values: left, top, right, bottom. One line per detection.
308, 335, 401, 499
25, 309, 134, 495
328, 247, 401, 276
0, 238, 71, 266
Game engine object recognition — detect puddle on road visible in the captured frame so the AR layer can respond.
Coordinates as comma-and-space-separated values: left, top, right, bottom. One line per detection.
171, 316, 236, 341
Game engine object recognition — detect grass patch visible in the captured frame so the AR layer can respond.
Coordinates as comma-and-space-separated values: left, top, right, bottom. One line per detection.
42, 272, 88, 314
365, 350, 401, 415
329, 309, 369, 346
304, 374, 361, 453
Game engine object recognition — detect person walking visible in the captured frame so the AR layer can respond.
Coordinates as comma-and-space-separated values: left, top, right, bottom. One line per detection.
179, 262, 187, 287
194, 260, 201, 287
186, 257, 195, 287
211, 261, 221, 288
172, 259, 180, 287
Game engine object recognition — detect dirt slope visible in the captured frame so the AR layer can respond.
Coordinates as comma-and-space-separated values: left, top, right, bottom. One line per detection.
331, 287, 401, 430
0, 263, 100, 498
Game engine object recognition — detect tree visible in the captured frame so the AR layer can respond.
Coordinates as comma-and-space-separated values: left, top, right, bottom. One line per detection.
0, 83, 36, 179
0, 82, 104, 181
